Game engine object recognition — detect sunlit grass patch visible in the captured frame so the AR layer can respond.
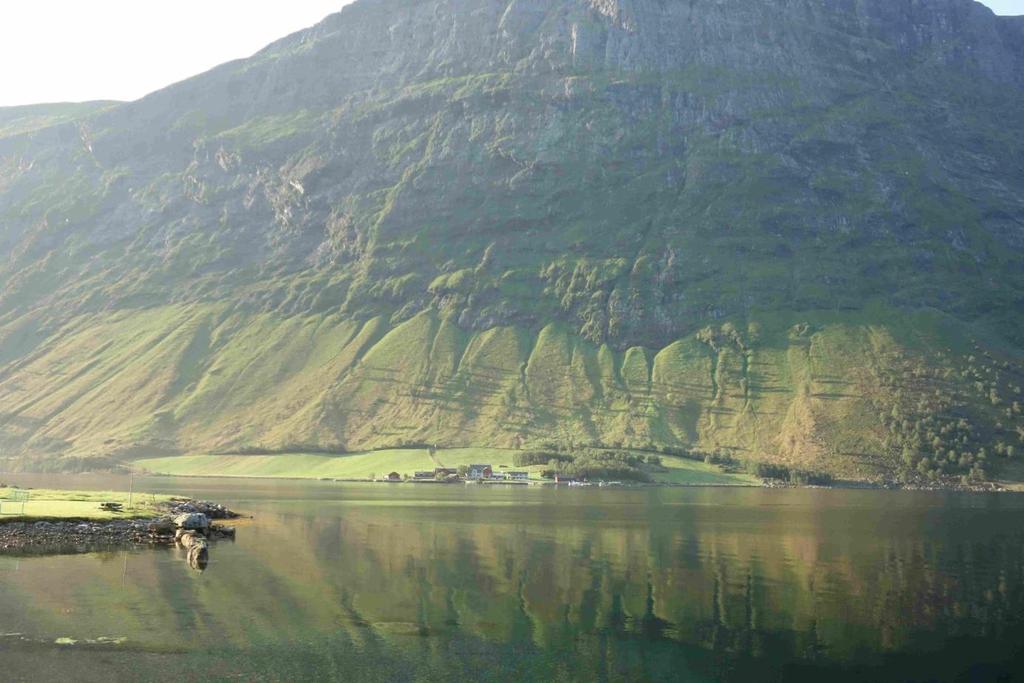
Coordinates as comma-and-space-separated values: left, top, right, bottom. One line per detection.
0, 488, 172, 521
135, 448, 757, 486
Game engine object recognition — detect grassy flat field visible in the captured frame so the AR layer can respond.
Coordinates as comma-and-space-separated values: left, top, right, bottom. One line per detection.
136, 449, 533, 480
656, 458, 760, 486
0, 488, 173, 521
135, 448, 757, 486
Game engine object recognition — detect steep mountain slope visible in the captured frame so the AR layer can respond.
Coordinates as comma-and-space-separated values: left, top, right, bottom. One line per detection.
1, 0, 1023, 483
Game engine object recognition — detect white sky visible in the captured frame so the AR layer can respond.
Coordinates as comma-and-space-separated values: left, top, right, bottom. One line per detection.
0, 1, 353, 107
984, 0, 1024, 14
0, 0, 1021, 108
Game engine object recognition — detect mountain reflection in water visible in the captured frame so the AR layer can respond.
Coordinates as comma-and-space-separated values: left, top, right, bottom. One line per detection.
0, 477, 1022, 682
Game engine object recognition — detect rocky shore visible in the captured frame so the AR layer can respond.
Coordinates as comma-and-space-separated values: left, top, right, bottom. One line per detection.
0, 499, 240, 556
759, 478, 1013, 493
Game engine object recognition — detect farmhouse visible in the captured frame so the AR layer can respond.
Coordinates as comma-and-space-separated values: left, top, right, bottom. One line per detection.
467, 464, 493, 480
507, 471, 529, 481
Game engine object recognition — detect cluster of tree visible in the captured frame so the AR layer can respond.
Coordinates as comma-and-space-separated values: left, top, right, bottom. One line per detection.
538, 449, 656, 482
651, 445, 693, 459
868, 342, 1024, 485
702, 450, 738, 467
900, 444, 988, 483
994, 442, 1017, 458
787, 469, 835, 486
745, 462, 834, 486
885, 413, 1000, 482
536, 441, 759, 475
512, 451, 573, 467
649, 445, 707, 462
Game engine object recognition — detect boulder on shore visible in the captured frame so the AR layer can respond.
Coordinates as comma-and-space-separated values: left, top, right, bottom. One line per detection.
173, 513, 210, 531
169, 500, 239, 520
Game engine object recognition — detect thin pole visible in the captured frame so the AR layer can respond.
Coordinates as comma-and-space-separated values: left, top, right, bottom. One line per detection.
128, 465, 134, 510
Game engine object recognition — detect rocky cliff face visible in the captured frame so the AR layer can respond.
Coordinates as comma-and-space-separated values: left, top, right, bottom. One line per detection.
0, 0, 1022, 478
3, 0, 1022, 345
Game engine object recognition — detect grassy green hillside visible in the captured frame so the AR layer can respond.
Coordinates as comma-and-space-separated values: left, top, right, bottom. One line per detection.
3, 301, 1021, 485
135, 448, 757, 486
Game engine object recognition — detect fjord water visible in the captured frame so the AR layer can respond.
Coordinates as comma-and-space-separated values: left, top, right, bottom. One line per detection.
1, 478, 1023, 682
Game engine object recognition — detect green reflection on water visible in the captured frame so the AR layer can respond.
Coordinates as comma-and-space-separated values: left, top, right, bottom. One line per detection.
1, 477, 1023, 682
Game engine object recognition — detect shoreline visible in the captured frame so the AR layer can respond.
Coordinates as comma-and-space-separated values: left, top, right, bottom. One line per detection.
138, 470, 1020, 493
6, 469, 1019, 495
0, 497, 240, 557
125, 449, 1024, 493
142, 471, 760, 488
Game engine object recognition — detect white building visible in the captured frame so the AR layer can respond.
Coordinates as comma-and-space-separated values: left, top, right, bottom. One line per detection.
467, 464, 493, 480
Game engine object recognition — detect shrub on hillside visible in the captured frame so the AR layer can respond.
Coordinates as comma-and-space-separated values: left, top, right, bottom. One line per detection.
703, 450, 737, 466
513, 451, 572, 467
747, 462, 790, 480
746, 461, 833, 486
788, 470, 834, 486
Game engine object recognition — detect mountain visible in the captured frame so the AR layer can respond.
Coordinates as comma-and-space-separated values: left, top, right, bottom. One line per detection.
1, 0, 1023, 483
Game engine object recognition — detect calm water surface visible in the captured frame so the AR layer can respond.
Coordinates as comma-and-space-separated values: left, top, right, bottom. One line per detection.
1, 475, 1023, 682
